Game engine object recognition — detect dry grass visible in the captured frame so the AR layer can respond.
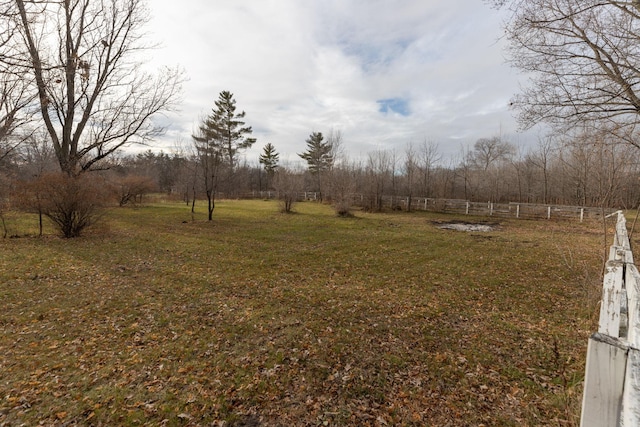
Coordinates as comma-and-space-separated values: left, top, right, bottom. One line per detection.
0, 200, 611, 426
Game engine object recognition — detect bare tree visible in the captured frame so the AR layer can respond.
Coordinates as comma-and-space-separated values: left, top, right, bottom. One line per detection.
0, 2, 36, 161
418, 140, 441, 198
328, 162, 357, 216
495, 0, 640, 140
0, 170, 10, 238
0, 75, 35, 163
1, 0, 183, 176
456, 146, 478, 201
389, 149, 401, 209
527, 135, 556, 204
114, 174, 156, 206
557, 126, 632, 207
403, 143, 418, 212
469, 137, 515, 172
468, 137, 515, 201
169, 139, 198, 210
192, 125, 223, 221
365, 150, 391, 211
273, 165, 303, 213
327, 128, 344, 166
18, 129, 57, 177
15, 131, 57, 235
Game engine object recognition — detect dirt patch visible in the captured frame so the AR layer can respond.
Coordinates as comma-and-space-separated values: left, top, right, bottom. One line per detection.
433, 220, 499, 232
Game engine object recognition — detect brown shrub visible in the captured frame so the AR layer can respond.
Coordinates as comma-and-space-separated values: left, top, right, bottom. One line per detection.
113, 174, 157, 206
20, 173, 109, 238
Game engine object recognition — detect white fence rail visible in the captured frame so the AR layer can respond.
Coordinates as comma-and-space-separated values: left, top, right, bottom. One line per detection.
581, 211, 640, 426
244, 191, 613, 222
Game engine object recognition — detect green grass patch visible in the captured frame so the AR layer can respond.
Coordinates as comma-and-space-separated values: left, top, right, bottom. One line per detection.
0, 200, 608, 425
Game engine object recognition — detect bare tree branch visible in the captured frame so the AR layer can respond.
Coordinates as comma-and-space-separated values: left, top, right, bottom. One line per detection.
2, 0, 184, 175
496, 0, 640, 135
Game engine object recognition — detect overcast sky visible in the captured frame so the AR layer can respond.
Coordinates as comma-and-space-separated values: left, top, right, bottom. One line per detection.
146, 0, 538, 165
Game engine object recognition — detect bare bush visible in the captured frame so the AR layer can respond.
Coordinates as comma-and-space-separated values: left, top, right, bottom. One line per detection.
329, 166, 357, 217
114, 175, 157, 206
24, 173, 109, 238
273, 167, 303, 213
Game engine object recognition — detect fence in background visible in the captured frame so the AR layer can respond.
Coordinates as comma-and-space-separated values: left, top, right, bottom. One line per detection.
581, 211, 640, 426
244, 191, 613, 222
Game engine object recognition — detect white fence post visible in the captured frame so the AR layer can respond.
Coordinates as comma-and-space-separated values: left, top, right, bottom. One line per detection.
581, 211, 640, 426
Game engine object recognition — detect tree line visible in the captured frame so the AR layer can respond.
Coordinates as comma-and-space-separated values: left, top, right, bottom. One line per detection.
3, 107, 639, 236
2, 0, 640, 236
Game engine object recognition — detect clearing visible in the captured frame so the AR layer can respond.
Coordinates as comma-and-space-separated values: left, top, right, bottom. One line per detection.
0, 200, 611, 426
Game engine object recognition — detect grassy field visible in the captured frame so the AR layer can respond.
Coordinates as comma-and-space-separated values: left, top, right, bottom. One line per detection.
0, 200, 612, 426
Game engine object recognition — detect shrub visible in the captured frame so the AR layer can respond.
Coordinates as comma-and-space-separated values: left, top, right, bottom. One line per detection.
328, 166, 356, 217
273, 168, 303, 213
27, 173, 108, 238
114, 174, 157, 206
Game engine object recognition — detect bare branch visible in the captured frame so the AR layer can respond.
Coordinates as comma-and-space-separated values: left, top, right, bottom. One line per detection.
500, 0, 640, 136
1, 0, 184, 175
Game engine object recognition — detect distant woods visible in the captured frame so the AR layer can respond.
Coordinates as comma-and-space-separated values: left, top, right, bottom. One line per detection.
4, 0, 640, 235
4, 0, 640, 236
3, 125, 640, 235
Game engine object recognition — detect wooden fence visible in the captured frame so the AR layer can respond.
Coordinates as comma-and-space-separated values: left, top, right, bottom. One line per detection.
581, 211, 640, 426
244, 191, 613, 222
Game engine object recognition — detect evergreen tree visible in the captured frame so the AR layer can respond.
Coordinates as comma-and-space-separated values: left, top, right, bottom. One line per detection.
194, 91, 256, 206
298, 132, 333, 201
259, 143, 279, 190
205, 91, 257, 171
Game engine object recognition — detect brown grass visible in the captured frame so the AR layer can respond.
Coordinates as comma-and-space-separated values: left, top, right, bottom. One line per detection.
0, 200, 612, 426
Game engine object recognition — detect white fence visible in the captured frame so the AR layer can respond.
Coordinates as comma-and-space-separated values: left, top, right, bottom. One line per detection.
245, 191, 613, 222
581, 211, 640, 426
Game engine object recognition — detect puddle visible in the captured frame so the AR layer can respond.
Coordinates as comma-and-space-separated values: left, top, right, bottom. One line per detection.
435, 222, 498, 232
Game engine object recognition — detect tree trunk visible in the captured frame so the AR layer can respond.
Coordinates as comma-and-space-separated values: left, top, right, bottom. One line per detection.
207, 190, 214, 221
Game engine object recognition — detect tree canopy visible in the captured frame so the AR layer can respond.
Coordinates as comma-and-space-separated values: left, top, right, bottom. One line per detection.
0, 0, 183, 175
494, 0, 640, 142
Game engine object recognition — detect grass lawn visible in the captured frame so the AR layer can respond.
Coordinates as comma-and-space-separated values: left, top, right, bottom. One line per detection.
0, 200, 611, 426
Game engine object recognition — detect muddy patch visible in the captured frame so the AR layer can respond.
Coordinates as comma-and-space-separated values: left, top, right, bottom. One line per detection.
433, 220, 499, 232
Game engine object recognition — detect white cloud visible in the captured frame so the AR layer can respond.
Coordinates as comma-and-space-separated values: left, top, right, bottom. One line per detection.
143, 0, 534, 163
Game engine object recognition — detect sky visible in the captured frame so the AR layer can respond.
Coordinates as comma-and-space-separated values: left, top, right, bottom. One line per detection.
145, 0, 538, 165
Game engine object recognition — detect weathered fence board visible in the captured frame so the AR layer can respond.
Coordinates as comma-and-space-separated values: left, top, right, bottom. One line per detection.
598, 261, 625, 337
623, 263, 640, 426
581, 334, 627, 426
581, 211, 640, 426
622, 349, 640, 426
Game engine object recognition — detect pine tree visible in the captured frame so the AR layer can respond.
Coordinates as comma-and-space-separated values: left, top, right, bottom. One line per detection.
192, 90, 256, 218
259, 143, 279, 190
298, 132, 333, 201
202, 91, 256, 171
